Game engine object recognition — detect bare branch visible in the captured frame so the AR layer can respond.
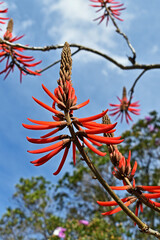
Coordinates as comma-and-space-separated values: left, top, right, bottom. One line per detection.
128, 69, 148, 106
1, 39, 160, 71
106, 7, 136, 64
39, 48, 80, 74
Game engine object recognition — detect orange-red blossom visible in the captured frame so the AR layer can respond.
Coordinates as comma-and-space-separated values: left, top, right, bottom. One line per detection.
90, 0, 125, 25
0, 18, 42, 82
23, 80, 123, 175
97, 183, 160, 223
109, 87, 140, 124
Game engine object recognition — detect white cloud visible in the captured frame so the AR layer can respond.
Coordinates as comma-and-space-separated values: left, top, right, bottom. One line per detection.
150, 45, 159, 54
37, 0, 136, 67
21, 19, 34, 30
40, 0, 123, 53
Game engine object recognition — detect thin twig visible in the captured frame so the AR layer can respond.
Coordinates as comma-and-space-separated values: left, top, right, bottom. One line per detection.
39, 48, 80, 74
106, 7, 136, 64
128, 69, 147, 106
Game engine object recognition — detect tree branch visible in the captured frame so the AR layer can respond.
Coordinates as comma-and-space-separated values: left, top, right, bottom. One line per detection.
1, 39, 160, 71
106, 7, 136, 64
128, 69, 148, 106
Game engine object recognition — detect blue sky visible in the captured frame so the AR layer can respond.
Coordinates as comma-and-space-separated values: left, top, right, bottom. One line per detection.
0, 0, 160, 217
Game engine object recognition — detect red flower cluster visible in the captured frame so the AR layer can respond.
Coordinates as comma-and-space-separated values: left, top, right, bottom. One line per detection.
23, 42, 123, 175
90, 0, 125, 25
0, 2, 9, 29
0, 18, 42, 82
97, 184, 160, 220
112, 150, 137, 181
109, 87, 140, 124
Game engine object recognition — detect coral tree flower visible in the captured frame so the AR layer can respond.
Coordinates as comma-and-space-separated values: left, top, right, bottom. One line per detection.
0, 18, 41, 82
97, 184, 160, 220
23, 42, 123, 175
98, 176, 160, 221
109, 87, 140, 124
111, 150, 138, 181
99, 115, 160, 221
90, 0, 125, 25
0, 2, 9, 29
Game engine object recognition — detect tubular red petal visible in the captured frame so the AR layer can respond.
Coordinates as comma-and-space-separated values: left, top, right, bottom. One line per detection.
72, 95, 77, 106
147, 190, 160, 193
110, 185, 130, 190
82, 121, 114, 129
14, 51, 33, 59
71, 87, 75, 100
42, 84, 60, 102
140, 202, 143, 213
40, 128, 61, 138
83, 122, 117, 135
67, 82, 72, 99
22, 60, 42, 67
26, 135, 61, 144
86, 138, 102, 147
70, 99, 90, 110
27, 118, 66, 127
118, 156, 126, 174
58, 85, 64, 95
144, 193, 160, 199
134, 203, 139, 225
101, 200, 133, 216
22, 123, 55, 130
27, 140, 65, 154
83, 137, 106, 156
31, 146, 63, 166
32, 96, 63, 115
87, 134, 123, 145
26, 68, 41, 75
53, 146, 69, 175
125, 150, 131, 175
109, 103, 120, 107
130, 161, 137, 177
97, 197, 129, 206
137, 186, 160, 191
148, 199, 160, 207
78, 109, 108, 123
42, 86, 65, 107
72, 142, 76, 165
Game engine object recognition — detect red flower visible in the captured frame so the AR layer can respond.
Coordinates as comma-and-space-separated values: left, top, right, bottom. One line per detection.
90, 0, 125, 25
109, 87, 140, 124
0, 2, 9, 28
23, 42, 123, 175
97, 183, 160, 218
97, 196, 136, 216
0, 19, 42, 82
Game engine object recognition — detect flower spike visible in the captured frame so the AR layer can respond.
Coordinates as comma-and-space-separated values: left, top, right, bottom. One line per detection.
23, 42, 122, 174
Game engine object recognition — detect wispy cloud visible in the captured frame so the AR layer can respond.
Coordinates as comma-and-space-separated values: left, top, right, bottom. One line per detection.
39, 0, 124, 55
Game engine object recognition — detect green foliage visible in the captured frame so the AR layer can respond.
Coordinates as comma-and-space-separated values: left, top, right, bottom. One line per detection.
0, 176, 63, 240
52, 217, 123, 240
